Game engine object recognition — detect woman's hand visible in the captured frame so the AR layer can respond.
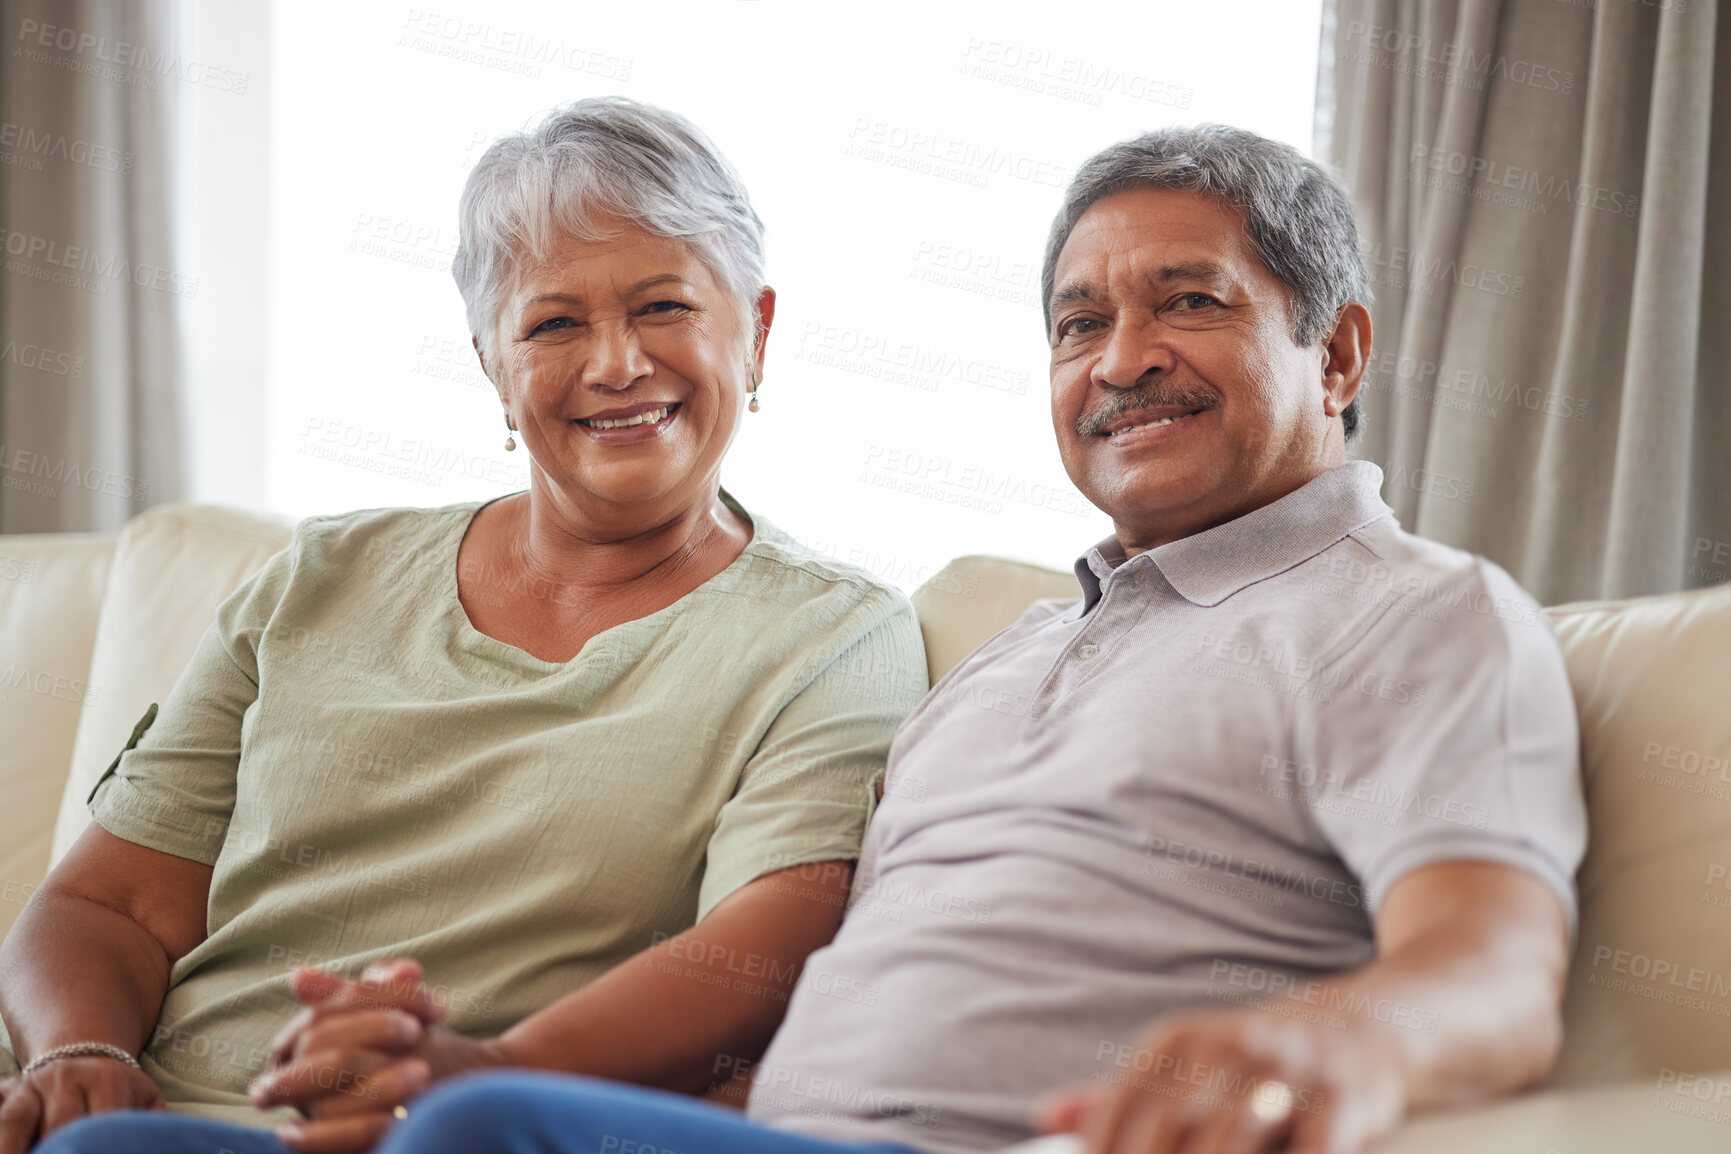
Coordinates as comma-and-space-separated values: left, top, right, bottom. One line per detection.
269, 959, 448, 1065
253, 959, 503, 1154
0, 1058, 164, 1154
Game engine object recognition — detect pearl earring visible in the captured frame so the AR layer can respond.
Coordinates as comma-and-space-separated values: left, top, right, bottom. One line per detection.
504, 428, 517, 452
749, 376, 761, 413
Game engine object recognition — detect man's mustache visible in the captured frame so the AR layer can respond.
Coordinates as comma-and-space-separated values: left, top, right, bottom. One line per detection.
1075, 385, 1220, 437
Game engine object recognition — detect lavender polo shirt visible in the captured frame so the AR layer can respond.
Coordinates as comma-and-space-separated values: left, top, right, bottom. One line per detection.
749, 461, 1587, 1154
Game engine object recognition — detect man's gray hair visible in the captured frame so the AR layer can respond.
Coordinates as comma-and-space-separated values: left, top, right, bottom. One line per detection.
1041, 124, 1369, 439
454, 96, 766, 359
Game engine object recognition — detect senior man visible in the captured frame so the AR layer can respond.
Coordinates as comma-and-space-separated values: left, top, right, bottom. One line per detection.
372, 124, 1585, 1154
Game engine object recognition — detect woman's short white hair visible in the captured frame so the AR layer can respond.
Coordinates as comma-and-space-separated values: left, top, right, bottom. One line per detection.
454, 96, 766, 359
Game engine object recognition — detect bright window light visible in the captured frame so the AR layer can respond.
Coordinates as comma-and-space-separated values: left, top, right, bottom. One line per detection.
268, 0, 1322, 588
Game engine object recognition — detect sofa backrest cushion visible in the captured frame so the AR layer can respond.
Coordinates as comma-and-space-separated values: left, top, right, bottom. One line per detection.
50, 504, 293, 864
1546, 582, 1731, 1085
909, 555, 1079, 683
0, 532, 116, 939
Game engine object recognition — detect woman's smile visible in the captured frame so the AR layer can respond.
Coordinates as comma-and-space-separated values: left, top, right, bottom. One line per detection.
574, 400, 683, 443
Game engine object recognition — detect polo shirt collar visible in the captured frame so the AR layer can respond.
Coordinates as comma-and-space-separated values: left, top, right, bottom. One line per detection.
1073, 461, 1392, 611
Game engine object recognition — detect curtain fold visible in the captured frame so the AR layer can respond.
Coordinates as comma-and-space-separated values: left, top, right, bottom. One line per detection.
1321, 0, 1729, 604
0, 0, 183, 532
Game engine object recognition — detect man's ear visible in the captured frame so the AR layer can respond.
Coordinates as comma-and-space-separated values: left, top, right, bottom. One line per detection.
1319, 301, 1371, 419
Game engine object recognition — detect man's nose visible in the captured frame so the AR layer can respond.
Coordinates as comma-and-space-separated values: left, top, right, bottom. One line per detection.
583, 322, 651, 391
1093, 316, 1176, 390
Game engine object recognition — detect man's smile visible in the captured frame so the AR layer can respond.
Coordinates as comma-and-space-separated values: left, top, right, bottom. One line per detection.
1101, 405, 1209, 438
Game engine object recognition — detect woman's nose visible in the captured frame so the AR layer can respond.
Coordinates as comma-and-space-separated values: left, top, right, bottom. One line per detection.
582, 322, 651, 391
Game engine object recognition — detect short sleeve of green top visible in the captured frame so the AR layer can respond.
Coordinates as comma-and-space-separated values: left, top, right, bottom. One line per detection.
86, 495, 929, 1124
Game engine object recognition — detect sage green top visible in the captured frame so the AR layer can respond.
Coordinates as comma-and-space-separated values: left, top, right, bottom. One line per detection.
68, 495, 927, 1126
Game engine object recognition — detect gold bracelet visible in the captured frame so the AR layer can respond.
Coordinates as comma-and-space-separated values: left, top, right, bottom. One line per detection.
21, 1042, 143, 1076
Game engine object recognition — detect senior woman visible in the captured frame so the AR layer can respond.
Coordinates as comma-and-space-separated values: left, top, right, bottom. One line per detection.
0, 98, 927, 1154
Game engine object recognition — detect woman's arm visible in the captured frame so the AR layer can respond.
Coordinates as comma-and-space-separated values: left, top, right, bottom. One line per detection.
0, 823, 212, 1056
255, 859, 854, 1149
496, 857, 854, 1090
0, 825, 212, 1149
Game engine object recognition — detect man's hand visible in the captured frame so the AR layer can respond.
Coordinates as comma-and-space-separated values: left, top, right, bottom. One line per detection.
0, 1058, 164, 1154
1037, 1008, 1406, 1154
1035, 862, 1571, 1154
252, 959, 500, 1154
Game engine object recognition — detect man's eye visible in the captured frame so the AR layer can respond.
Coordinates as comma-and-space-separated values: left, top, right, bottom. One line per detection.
1175, 293, 1217, 309
1058, 317, 1102, 340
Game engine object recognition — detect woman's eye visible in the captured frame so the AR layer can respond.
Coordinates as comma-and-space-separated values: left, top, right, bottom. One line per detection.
531, 317, 574, 334
642, 300, 691, 316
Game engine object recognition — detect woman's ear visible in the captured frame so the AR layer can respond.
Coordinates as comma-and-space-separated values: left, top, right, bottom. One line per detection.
750, 287, 777, 378
472, 335, 494, 387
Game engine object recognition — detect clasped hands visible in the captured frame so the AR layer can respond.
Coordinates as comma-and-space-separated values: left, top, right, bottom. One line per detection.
251, 957, 503, 1154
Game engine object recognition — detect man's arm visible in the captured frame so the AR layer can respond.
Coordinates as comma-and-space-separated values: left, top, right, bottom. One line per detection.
1041, 859, 1570, 1154
0, 824, 213, 1151
1328, 859, 1570, 1108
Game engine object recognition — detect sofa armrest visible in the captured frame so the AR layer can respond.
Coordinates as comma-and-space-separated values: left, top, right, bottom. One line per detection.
1375, 1071, 1731, 1151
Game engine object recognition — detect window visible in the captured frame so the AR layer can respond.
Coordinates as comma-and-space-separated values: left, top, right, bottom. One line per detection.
257, 0, 1323, 587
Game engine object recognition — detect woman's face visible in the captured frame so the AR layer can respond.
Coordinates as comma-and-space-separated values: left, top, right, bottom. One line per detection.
481, 221, 772, 530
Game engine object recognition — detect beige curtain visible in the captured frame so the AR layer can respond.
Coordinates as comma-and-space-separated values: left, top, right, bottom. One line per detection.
0, 0, 183, 532
1319, 0, 1730, 604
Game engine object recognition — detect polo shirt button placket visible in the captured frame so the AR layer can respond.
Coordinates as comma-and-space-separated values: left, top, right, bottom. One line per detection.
1076, 643, 1100, 660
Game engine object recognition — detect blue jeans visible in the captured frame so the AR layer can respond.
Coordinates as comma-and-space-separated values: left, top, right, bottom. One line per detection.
376, 1072, 927, 1154
34, 1111, 295, 1153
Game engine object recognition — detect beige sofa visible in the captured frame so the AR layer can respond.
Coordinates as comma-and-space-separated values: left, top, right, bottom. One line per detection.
3, 503, 1731, 1150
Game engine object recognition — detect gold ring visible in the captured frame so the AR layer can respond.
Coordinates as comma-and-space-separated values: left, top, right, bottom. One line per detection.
1249, 1079, 1296, 1126
392, 1105, 409, 1121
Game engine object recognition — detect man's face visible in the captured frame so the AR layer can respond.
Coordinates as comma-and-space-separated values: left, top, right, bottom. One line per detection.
1047, 188, 1346, 553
